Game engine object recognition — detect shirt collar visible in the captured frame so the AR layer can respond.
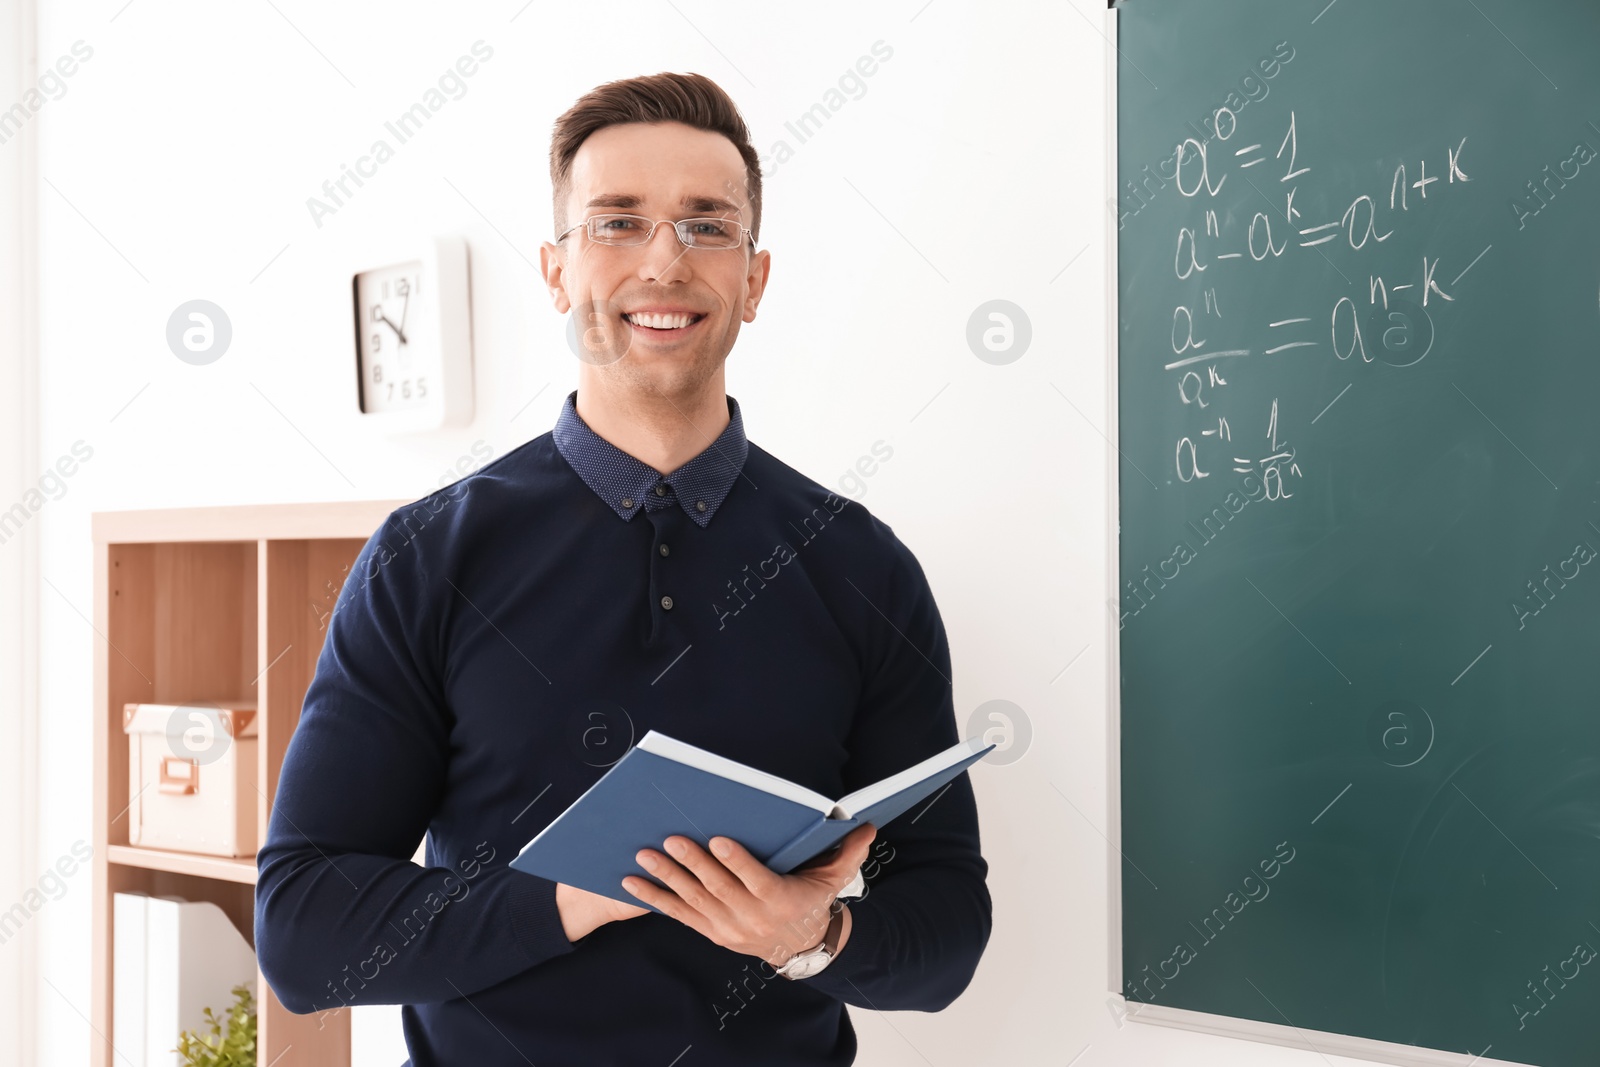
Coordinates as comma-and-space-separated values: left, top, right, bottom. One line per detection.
552, 390, 748, 527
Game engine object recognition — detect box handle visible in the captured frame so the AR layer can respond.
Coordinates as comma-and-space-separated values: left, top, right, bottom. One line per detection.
159, 756, 198, 795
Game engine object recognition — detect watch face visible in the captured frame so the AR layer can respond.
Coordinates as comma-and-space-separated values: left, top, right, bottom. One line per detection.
782, 951, 830, 979
354, 260, 428, 414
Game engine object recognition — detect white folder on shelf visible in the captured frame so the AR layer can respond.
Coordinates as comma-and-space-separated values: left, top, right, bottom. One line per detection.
141, 896, 257, 1066
112, 892, 149, 1066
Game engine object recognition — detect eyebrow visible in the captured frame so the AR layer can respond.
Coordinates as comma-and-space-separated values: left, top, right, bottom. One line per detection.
584, 193, 743, 215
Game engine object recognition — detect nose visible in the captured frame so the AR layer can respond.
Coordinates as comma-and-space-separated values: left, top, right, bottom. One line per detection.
637, 221, 693, 285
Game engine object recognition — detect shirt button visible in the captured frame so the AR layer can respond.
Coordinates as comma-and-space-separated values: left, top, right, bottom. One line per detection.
660, 595, 674, 610
621, 497, 635, 509
659, 544, 670, 557
695, 501, 707, 513
654, 485, 667, 497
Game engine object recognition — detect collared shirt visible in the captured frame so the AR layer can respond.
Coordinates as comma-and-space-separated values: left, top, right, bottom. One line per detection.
552, 389, 747, 526
257, 391, 991, 1066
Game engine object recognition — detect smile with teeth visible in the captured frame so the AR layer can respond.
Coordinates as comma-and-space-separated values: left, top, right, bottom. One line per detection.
623, 311, 704, 331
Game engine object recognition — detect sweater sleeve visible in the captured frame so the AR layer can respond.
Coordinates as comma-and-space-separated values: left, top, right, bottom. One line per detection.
255, 501, 576, 1016
800, 538, 993, 1011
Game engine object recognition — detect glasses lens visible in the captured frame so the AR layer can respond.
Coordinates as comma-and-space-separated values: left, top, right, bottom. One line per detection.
681, 218, 742, 248
587, 214, 652, 244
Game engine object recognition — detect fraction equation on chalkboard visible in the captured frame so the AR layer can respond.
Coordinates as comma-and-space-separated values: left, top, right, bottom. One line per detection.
1164, 108, 1482, 494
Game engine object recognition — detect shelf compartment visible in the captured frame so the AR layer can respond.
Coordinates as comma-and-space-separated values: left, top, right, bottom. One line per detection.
92, 503, 399, 1067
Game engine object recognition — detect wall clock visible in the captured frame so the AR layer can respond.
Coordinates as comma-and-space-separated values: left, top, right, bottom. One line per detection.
351, 235, 473, 430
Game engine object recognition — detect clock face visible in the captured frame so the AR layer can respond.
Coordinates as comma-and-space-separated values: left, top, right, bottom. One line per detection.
354, 260, 428, 414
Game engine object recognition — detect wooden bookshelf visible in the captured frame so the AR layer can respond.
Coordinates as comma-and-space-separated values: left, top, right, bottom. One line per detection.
90, 501, 408, 1067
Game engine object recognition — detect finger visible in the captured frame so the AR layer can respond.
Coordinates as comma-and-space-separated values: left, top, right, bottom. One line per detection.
790, 826, 874, 891
660, 838, 736, 904
620, 874, 705, 934
847, 822, 877, 852
828, 824, 877, 874
796, 824, 875, 870
708, 835, 784, 899
820, 826, 876, 892
642, 841, 734, 916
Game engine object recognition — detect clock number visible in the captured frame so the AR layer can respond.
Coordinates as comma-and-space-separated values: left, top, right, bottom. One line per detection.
417, 377, 427, 398
372, 363, 383, 384
370, 305, 383, 322
386, 382, 394, 400
397, 277, 411, 296
402, 380, 412, 400
371, 332, 381, 353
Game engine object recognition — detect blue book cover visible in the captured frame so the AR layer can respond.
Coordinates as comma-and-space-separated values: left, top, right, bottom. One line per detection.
510, 730, 994, 910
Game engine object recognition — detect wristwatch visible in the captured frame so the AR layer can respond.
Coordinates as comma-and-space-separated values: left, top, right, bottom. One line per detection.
774, 867, 866, 980
774, 901, 846, 980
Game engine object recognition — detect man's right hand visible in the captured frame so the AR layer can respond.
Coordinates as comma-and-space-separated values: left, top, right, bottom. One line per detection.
555, 882, 649, 943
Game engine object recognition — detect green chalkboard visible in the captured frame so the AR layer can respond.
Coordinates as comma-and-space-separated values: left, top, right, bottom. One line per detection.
1115, 2, 1600, 1063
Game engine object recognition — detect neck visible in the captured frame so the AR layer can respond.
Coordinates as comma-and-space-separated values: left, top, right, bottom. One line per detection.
573, 371, 730, 475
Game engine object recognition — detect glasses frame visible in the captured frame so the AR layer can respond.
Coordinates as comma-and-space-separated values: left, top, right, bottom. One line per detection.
555, 212, 756, 251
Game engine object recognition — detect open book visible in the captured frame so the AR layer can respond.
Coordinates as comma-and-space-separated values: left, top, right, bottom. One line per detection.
510, 730, 993, 910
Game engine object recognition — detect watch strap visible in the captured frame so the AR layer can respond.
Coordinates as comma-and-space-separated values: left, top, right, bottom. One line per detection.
776, 903, 846, 979
820, 900, 846, 954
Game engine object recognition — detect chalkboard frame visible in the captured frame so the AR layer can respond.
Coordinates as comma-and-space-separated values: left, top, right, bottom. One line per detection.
1105, 6, 1547, 1066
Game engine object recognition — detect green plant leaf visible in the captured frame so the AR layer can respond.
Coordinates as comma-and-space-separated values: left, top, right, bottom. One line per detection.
172, 984, 256, 1067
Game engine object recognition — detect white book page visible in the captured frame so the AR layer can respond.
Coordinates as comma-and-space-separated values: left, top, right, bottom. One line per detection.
637, 731, 837, 815
834, 737, 987, 819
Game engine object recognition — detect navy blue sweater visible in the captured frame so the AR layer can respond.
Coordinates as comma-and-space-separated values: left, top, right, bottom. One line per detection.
255, 392, 991, 1065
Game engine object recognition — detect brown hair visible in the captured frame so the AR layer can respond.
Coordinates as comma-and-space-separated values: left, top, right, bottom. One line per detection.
549, 72, 763, 244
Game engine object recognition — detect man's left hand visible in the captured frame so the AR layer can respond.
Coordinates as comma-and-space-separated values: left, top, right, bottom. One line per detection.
622, 823, 875, 969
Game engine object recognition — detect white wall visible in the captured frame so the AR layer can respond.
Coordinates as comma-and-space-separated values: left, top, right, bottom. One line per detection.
26, 1, 1393, 1064
2, 2, 41, 1065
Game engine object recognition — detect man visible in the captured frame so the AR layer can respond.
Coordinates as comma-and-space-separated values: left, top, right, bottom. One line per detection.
257, 71, 990, 1065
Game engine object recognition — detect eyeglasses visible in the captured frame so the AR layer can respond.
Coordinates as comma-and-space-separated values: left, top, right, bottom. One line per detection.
555, 213, 755, 251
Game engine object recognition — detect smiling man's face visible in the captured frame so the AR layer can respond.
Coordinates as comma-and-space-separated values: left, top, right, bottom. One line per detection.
541, 120, 771, 403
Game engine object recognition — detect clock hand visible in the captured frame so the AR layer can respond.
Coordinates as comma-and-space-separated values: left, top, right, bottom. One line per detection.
398, 290, 410, 336
376, 311, 409, 347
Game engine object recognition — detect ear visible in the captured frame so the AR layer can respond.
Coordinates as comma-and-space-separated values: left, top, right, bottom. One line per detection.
540, 240, 571, 315
742, 248, 772, 323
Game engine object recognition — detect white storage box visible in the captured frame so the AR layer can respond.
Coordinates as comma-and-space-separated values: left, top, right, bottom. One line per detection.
123, 702, 258, 857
